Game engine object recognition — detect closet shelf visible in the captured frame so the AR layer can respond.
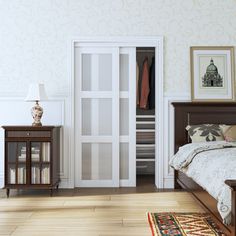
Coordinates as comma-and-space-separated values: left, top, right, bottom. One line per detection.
136, 159, 155, 162
136, 115, 155, 118
136, 121, 155, 124
136, 144, 155, 147
137, 153, 155, 156
136, 151, 155, 154
136, 152, 155, 155
136, 129, 155, 132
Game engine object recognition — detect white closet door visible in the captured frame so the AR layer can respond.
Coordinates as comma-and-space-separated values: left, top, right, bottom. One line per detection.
75, 47, 119, 187
119, 47, 136, 186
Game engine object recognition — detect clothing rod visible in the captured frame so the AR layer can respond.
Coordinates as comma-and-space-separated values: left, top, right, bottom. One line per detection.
136, 50, 155, 53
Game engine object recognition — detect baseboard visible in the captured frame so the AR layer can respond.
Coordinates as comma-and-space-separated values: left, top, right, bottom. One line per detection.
0, 173, 3, 188
59, 178, 74, 189
164, 178, 174, 188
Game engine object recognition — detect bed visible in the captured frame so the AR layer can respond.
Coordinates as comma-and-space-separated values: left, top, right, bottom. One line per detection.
172, 102, 236, 236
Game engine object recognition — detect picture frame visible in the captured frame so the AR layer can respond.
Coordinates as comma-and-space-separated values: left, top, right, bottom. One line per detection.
190, 46, 235, 102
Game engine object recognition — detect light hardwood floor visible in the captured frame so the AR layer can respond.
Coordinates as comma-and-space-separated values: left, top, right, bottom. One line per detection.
0, 179, 204, 236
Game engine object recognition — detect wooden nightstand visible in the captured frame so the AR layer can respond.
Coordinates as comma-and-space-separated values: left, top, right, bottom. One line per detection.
2, 126, 61, 197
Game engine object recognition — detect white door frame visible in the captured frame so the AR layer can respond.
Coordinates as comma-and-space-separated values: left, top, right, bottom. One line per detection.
70, 36, 164, 188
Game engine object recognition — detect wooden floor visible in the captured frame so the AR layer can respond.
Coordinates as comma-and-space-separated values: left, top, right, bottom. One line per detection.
0, 177, 204, 236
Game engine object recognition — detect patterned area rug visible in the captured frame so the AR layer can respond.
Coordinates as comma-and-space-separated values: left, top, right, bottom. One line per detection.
148, 212, 226, 236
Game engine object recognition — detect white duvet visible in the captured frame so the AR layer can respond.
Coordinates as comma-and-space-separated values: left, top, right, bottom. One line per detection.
169, 141, 236, 225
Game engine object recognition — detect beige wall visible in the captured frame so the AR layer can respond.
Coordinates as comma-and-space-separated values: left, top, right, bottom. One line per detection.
0, 0, 236, 96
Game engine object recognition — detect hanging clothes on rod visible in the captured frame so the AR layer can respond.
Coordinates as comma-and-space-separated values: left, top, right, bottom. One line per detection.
149, 57, 155, 109
136, 62, 140, 106
139, 57, 150, 109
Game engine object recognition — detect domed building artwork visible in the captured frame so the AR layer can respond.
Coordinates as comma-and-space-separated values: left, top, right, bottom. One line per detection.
202, 58, 223, 87
190, 46, 234, 101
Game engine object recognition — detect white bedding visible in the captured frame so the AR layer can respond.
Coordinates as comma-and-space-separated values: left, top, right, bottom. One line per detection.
169, 141, 236, 224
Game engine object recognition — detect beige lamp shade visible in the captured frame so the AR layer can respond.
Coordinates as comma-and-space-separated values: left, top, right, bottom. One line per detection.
25, 83, 48, 101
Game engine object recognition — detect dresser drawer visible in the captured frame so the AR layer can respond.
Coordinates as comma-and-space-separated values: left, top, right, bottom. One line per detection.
6, 131, 51, 138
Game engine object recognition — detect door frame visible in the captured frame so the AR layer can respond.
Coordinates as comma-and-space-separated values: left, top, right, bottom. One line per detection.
70, 37, 164, 188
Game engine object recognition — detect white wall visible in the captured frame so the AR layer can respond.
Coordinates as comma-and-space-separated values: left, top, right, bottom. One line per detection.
1, 0, 236, 188
0, 0, 236, 97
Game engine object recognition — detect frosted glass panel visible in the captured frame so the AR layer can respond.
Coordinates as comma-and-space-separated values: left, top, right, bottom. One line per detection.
82, 98, 112, 135
99, 99, 112, 135
82, 143, 112, 180
120, 99, 129, 135
81, 144, 91, 180
99, 54, 112, 91
120, 54, 129, 91
82, 54, 92, 91
81, 54, 112, 91
82, 99, 91, 135
120, 143, 129, 179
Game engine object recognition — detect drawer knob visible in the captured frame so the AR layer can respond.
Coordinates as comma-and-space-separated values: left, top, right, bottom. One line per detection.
27, 132, 30, 136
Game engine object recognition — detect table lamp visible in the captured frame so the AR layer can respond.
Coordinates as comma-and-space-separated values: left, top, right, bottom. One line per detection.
25, 83, 48, 126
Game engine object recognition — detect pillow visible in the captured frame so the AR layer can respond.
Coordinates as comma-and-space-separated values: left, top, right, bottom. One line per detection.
186, 124, 224, 142
220, 125, 236, 142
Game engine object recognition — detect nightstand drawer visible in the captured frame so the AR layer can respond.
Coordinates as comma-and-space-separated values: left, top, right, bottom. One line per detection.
6, 131, 51, 138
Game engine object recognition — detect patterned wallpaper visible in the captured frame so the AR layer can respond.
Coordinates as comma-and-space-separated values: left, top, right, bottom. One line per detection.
0, 0, 236, 96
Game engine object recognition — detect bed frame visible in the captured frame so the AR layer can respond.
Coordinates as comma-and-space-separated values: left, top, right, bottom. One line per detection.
172, 102, 236, 236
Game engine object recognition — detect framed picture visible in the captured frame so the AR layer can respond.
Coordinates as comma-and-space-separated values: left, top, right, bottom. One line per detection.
190, 46, 235, 102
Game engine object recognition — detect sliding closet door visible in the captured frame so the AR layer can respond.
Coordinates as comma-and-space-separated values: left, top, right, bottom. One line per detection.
75, 47, 119, 187
119, 48, 136, 186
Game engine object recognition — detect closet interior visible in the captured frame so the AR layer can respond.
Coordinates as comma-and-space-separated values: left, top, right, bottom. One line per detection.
136, 47, 155, 185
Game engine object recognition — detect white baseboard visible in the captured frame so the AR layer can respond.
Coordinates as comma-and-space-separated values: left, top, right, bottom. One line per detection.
0, 173, 3, 188
59, 178, 74, 189
164, 178, 174, 189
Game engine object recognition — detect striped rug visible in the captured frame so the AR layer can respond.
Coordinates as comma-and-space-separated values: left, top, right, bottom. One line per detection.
148, 212, 226, 236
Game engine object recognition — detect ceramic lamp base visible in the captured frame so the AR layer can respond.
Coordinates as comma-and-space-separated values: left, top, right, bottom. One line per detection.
31, 101, 43, 126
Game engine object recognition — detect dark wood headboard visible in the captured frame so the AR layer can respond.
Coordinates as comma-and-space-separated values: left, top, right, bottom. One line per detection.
172, 102, 236, 153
